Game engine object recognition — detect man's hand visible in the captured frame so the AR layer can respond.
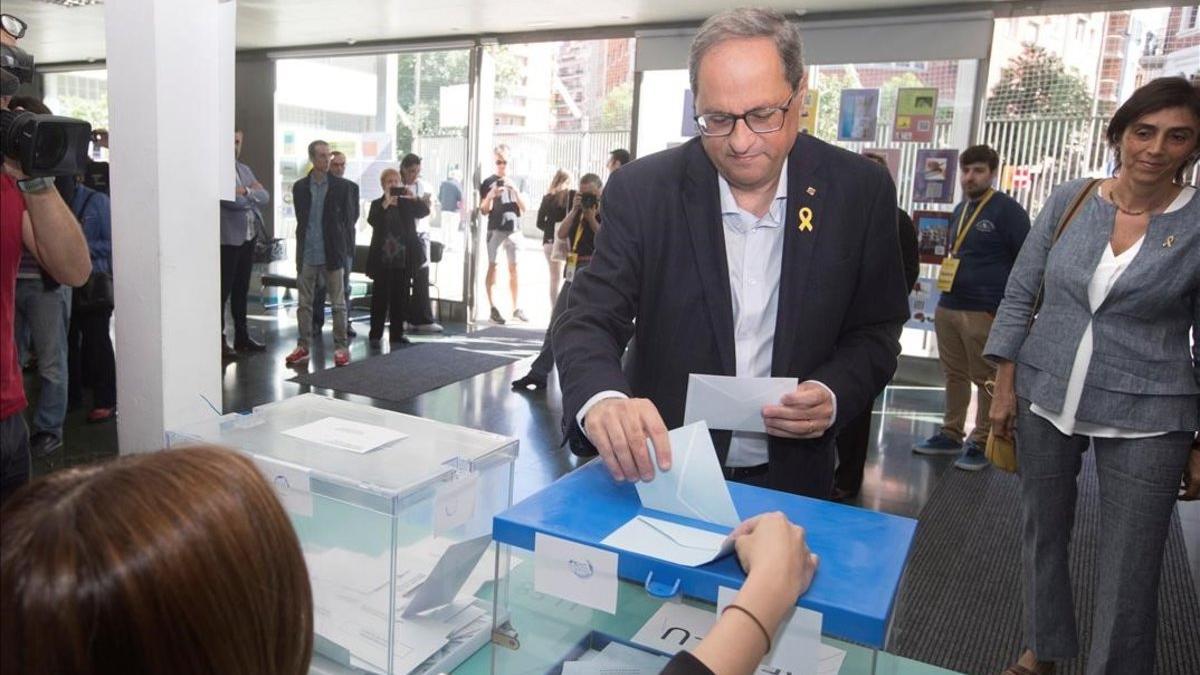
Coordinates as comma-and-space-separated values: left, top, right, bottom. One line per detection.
762, 382, 834, 439
2, 156, 28, 181
584, 397, 671, 482
236, 186, 248, 196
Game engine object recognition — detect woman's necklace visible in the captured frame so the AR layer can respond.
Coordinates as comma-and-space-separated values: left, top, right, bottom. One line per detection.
1104, 179, 1179, 217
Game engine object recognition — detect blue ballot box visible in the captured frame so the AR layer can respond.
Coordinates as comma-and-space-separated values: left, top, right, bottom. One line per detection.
492, 458, 917, 650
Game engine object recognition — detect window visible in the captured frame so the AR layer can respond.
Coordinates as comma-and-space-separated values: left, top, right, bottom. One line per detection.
1183, 6, 1200, 33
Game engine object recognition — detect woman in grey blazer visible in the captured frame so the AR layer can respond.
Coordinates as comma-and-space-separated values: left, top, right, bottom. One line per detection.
984, 77, 1200, 675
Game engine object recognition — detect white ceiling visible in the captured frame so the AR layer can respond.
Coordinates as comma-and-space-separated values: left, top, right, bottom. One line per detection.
7, 0, 978, 65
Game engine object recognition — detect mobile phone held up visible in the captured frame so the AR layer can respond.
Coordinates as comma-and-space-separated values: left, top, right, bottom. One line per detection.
389, 186, 410, 198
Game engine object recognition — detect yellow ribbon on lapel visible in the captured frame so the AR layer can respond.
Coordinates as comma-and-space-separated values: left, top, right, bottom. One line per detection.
798, 207, 814, 232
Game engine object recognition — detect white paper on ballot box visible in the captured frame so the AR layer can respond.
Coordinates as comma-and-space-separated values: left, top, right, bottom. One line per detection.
281, 416, 407, 453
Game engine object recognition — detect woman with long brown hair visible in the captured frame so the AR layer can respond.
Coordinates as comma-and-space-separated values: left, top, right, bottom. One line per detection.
537, 168, 573, 307
0, 446, 313, 675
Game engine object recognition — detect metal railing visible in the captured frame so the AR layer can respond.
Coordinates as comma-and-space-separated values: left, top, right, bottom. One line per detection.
983, 114, 1199, 218
414, 129, 631, 236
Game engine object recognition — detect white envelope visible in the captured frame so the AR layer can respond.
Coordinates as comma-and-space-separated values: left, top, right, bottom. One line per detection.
684, 374, 798, 433
636, 421, 740, 528
602, 515, 734, 567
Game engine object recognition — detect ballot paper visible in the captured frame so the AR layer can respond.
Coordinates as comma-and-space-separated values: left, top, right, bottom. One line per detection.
632, 601, 845, 675
636, 421, 740, 528
402, 534, 492, 617
718, 586, 823, 675
684, 374, 798, 433
281, 416, 407, 453
603, 515, 734, 567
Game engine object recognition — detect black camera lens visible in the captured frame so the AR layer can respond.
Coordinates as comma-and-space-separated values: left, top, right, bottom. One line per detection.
0, 109, 92, 178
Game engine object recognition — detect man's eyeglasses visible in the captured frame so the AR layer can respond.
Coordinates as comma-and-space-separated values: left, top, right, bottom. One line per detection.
495, 159, 507, 165
694, 91, 797, 137
1, 14, 27, 39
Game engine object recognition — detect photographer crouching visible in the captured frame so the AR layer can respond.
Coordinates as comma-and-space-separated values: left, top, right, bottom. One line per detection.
1, 13, 93, 505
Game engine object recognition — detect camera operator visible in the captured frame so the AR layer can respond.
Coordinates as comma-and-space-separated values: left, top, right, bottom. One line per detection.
512, 173, 602, 391
1, 14, 93, 504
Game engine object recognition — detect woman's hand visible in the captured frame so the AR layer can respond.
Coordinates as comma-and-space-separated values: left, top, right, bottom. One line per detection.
1180, 440, 1200, 501
730, 511, 818, 601
989, 360, 1018, 441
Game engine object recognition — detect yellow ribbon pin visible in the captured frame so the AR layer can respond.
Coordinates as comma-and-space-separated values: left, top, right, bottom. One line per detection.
798, 207, 814, 232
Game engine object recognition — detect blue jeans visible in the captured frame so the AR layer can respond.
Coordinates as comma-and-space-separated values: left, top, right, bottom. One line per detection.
14, 280, 71, 438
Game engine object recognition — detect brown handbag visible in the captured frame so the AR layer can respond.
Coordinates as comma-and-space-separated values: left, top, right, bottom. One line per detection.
985, 178, 1101, 472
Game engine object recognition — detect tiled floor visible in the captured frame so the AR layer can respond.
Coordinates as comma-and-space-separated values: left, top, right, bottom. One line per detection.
27, 304, 1200, 596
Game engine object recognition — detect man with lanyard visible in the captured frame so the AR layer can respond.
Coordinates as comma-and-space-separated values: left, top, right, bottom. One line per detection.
511, 173, 602, 391
914, 144, 1031, 470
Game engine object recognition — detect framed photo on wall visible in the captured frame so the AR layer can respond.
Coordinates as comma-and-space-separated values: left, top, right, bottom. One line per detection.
912, 148, 958, 204
837, 88, 880, 142
913, 209, 953, 264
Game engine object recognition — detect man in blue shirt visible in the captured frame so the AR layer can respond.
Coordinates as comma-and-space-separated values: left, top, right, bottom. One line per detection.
287, 140, 356, 368
913, 144, 1031, 470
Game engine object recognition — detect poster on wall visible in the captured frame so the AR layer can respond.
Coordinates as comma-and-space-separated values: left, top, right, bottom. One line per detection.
837, 88, 879, 142
914, 209, 953, 264
893, 87, 939, 143
862, 147, 901, 185
912, 149, 958, 204
905, 276, 942, 331
798, 90, 820, 136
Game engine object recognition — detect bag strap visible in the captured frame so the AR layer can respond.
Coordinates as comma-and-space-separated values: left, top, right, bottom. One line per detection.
1028, 178, 1102, 328
73, 191, 96, 221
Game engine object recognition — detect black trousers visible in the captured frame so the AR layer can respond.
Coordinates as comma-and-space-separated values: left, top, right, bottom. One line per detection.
220, 239, 254, 341
0, 413, 30, 507
370, 266, 414, 342
834, 408, 872, 494
67, 306, 116, 409
406, 264, 436, 325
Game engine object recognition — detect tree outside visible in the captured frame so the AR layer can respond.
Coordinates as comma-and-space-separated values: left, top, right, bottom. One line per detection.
985, 44, 1093, 119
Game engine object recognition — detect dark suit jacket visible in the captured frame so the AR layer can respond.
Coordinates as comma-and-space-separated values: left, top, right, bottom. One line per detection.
292, 172, 356, 272
365, 196, 430, 279
346, 181, 361, 252
554, 134, 910, 497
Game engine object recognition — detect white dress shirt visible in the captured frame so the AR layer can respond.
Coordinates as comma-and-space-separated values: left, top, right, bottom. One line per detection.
578, 160, 837, 466
1030, 185, 1194, 438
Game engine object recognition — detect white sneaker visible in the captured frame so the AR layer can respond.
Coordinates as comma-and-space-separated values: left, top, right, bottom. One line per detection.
411, 322, 444, 333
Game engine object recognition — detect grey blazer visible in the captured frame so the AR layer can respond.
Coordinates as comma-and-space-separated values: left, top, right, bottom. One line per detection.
218, 161, 270, 247
984, 178, 1200, 433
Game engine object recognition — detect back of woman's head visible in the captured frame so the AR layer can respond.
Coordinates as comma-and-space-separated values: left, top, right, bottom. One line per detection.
0, 446, 313, 675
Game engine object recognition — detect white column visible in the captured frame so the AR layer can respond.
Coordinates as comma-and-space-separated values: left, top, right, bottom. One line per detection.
106, 0, 235, 453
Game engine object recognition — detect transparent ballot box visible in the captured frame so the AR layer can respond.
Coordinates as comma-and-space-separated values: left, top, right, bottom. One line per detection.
165, 394, 518, 675
478, 459, 940, 675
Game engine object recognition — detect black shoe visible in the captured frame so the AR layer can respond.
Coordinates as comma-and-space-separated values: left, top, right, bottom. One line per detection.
489, 307, 506, 324
511, 374, 547, 391
347, 327, 358, 338
830, 486, 859, 502
234, 337, 266, 352
390, 336, 412, 346
30, 432, 62, 459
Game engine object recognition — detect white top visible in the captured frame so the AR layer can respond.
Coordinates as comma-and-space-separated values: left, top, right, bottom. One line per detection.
576, 162, 836, 465
1030, 185, 1195, 438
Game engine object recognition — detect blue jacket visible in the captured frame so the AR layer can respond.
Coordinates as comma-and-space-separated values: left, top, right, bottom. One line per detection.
938, 189, 1030, 313
71, 184, 112, 275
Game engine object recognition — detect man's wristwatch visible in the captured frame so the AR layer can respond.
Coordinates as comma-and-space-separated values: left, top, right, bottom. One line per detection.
16, 176, 55, 194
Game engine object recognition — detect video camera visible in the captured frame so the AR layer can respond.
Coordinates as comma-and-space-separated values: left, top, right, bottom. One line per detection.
1, 14, 92, 178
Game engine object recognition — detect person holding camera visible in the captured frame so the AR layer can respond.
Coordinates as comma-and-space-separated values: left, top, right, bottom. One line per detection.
1, 13, 93, 503
365, 168, 430, 347
512, 173, 602, 391
480, 145, 527, 324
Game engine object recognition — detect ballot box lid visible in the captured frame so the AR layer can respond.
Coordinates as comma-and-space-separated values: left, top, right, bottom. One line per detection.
493, 459, 916, 649
167, 394, 517, 504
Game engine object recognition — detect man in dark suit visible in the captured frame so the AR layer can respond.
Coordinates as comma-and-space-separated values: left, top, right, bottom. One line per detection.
554, 7, 910, 498
286, 140, 356, 368
312, 150, 360, 339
